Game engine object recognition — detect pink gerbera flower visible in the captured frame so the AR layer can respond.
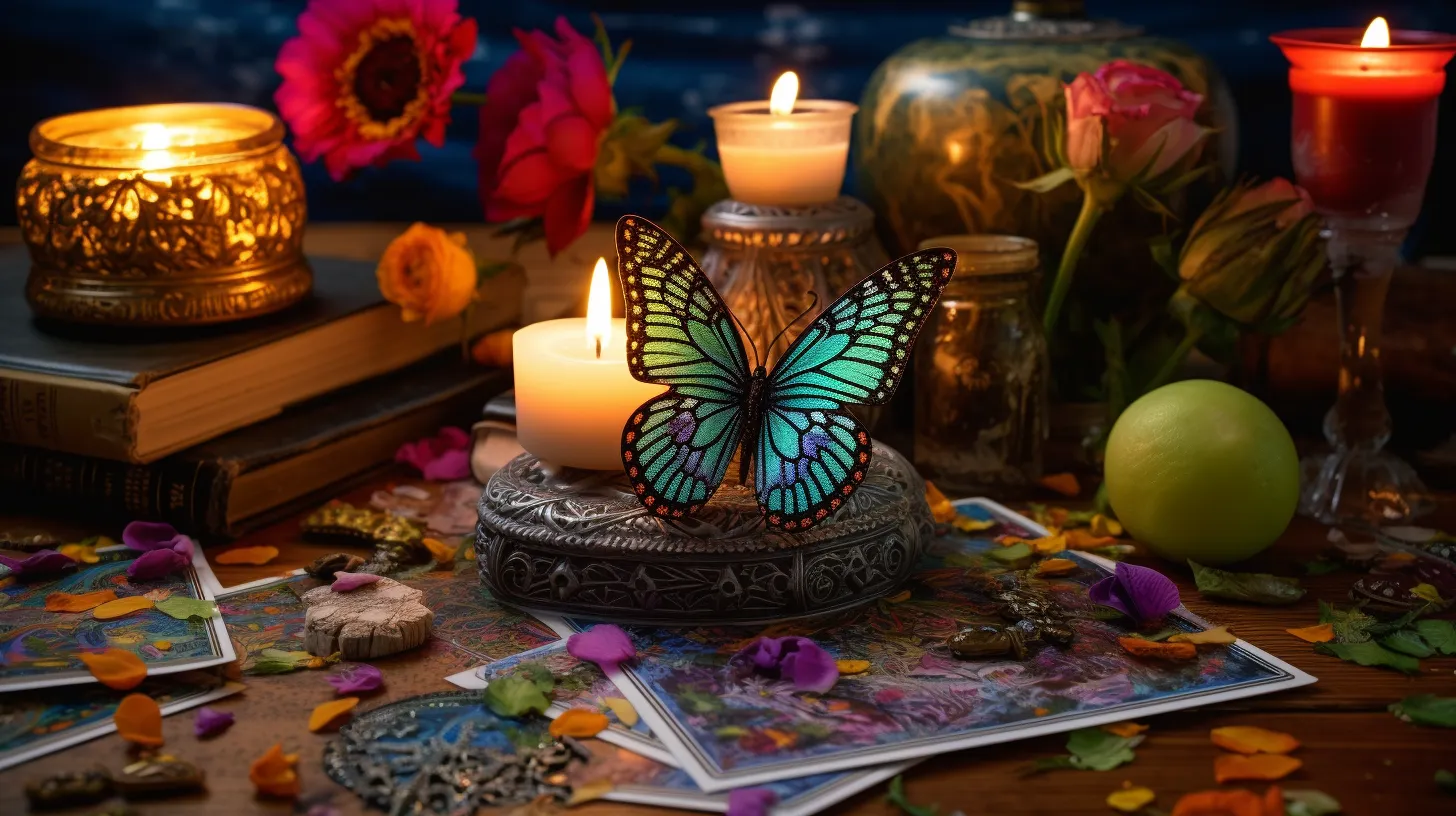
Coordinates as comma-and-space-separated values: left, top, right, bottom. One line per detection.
274, 0, 478, 181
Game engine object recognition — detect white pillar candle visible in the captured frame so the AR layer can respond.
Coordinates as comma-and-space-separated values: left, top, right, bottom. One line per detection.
710, 72, 857, 206
513, 259, 663, 470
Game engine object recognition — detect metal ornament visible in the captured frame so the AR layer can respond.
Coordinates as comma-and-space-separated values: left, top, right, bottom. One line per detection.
301, 502, 429, 572
24, 769, 113, 810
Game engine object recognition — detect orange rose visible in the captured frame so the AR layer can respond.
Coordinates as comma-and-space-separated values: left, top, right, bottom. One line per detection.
376, 223, 477, 324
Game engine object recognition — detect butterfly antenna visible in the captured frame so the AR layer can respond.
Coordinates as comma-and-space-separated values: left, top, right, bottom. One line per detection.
765, 291, 820, 358
728, 307, 762, 369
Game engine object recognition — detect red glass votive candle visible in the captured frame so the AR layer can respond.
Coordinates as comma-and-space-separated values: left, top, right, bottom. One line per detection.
1271, 26, 1456, 225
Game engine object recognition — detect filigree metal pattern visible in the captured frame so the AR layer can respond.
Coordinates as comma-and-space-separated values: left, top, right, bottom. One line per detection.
477, 442, 932, 624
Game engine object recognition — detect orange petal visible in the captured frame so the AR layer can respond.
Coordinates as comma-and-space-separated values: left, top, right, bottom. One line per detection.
45, 588, 118, 613
215, 545, 279, 565
249, 743, 300, 798
1039, 472, 1081, 497
1118, 637, 1198, 660
308, 697, 359, 732
1210, 726, 1300, 755
1262, 786, 1284, 816
1065, 529, 1118, 550
1171, 789, 1266, 816
92, 596, 154, 620
1034, 558, 1079, 576
1102, 722, 1150, 738
114, 693, 164, 748
1214, 753, 1302, 784
1285, 623, 1334, 643
422, 537, 456, 565
924, 481, 958, 524
78, 649, 148, 690
549, 708, 610, 738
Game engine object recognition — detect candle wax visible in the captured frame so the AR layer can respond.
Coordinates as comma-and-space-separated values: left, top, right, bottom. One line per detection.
1292, 93, 1437, 220
718, 142, 851, 206
513, 318, 664, 471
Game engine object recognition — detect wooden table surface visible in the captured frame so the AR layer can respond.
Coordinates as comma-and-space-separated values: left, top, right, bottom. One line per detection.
3, 473, 1455, 815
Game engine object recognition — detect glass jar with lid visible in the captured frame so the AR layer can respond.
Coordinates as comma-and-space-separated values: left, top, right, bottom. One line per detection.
914, 235, 1048, 497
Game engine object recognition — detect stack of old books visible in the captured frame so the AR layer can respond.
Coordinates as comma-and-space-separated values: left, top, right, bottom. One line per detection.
0, 252, 522, 538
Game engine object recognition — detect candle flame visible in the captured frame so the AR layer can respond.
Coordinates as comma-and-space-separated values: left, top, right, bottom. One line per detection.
137, 123, 176, 172
1361, 17, 1390, 48
586, 257, 612, 358
770, 72, 799, 116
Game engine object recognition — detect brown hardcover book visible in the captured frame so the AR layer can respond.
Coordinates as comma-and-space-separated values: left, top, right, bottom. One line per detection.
0, 354, 510, 538
0, 248, 522, 462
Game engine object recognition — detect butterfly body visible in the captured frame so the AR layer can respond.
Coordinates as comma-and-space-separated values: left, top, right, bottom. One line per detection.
617, 216, 954, 531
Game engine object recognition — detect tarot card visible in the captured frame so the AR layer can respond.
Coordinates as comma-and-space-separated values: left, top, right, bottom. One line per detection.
0, 670, 243, 770
410, 565, 558, 661
0, 545, 237, 692
216, 570, 316, 674
545, 498, 1316, 791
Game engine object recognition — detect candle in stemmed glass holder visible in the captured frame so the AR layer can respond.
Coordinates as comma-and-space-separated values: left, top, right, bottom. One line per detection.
1272, 18, 1456, 523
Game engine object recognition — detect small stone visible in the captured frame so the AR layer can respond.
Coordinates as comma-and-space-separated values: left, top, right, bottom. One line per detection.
301, 576, 433, 660
305, 553, 366, 582
115, 755, 205, 798
25, 769, 114, 809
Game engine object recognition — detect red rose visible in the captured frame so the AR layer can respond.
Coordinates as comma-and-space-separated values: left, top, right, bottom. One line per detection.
475, 17, 614, 257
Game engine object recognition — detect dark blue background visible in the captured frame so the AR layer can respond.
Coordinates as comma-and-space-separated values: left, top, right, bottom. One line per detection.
5, 1, 1455, 254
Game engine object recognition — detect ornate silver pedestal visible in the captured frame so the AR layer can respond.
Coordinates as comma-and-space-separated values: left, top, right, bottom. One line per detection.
699, 197, 889, 367
476, 442, 932, 625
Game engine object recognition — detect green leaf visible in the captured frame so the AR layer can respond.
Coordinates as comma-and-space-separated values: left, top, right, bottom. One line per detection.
249, 648, 319, 675
1014, 167, 1075, 193
884, 775, 940, 816
1380, 628, 1434, 658
1065, 728, 1142, 771
483, 675, 551, 718
1437, 768, 1456, 794
1318, 601, 1379, 643
1411, 583, 1447, 605
1389, 694, 1456, 728
154, 596, 218, 620
1315, 641, 1421, 674
517, 661, 556, 694
988, 542, 1033, 565
1414, 619, 1456, 655
1188, 560, 1305, 605
1283, 789, 1343, 816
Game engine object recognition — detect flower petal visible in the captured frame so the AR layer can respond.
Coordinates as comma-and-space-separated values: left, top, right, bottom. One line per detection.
250, 743, 300, 798
1118, 637, 1197, 660
93, 596, 156, 620
1116, 562, 1181, 623
726, 787, 779, 816
1168, 626, 1237, 645
127, 548, 190, 582
1213, 753, 1302, 784
122, 520, 186, 551
308, 697, 360, 732
1169, 789, 1266, 816
1087, 575, 1133, 618
194, 706, 235, 738
735, 636, 840, 693
45, 588, 119, 613
1286, 623, 1335, 643
214, 545, 279, 565
327, 663, 384, 694
79, 648, 148, 690
603, 696, 638, 727
0, 549, 77, 580
1210, 726, 1300, 755
549, 708, 610, 738
331, 572, 383, 592
115, 693, 164, 748
1039, 472, 1081, 497
567, 624, 636, 669
1107, 785, 1156, 813
154, 596, 218, 620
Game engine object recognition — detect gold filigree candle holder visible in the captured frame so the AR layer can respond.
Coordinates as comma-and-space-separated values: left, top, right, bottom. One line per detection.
16, 103, 311, 326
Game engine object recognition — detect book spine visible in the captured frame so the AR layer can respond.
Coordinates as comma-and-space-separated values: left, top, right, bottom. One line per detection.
0, 372, 139, 461
0, 447, 230, 535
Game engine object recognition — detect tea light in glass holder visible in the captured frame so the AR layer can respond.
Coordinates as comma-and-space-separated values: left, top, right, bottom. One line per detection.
709, 72, 857, 207
16, 102, 310, 326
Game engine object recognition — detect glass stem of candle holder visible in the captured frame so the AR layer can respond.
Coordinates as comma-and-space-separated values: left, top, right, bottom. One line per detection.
1299, 223, 1430, 525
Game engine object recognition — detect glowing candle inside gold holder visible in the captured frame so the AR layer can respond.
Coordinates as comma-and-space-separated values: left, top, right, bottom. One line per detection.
17, 103, 311, 326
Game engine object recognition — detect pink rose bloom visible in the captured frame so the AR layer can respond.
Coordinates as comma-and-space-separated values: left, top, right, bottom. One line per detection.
475, 17, 614, 257
1065, 60, 1207, 184
1222, 177, 1314, 229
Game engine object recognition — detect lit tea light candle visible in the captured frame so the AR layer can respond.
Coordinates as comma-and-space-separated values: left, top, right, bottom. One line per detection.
513, 258, 664, 470
710, 71, 857, 206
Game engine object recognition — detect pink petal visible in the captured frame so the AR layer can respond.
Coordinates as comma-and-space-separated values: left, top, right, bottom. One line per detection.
566, 624, 636, 669
436, 427, 470, 448
420, 449, 471, 481
0, 549, 77, 579
194, 706, 235, 738
123, 521, 185, 552
1116, 562, 1181, 622
327, 663, 384, 694
726, 788, 778, 816
126, 548, 189, 582
543, 174, 593, 258
331, 572, 383, 592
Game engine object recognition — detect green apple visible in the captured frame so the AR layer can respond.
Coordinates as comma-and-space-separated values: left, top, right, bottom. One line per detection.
1105, 380, 1299, 565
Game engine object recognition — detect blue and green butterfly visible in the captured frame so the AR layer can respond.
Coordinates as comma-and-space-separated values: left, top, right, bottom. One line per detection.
617, 215, 955, 531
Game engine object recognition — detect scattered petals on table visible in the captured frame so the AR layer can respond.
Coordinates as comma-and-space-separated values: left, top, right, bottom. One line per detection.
726, 786, 779, 816
395, 426, 472, 481
215, 545, 280, 565
1117, 637, 1197, 660
0, 549, 77, 580
194, 706, 235, 738
127, 548, 190, 582
1089, 514, 1123, 537
330, 571, 383, 592
78, 648, 148, 690
422, 537, 457, 565
548, 708, 609, 738
1090, 562, 1181, 624
835, 659, 871, 675
308, 697, 360, 732
1285, 623, 1335, 643
1214, 753, 1302, 784
1106, 782, 1156, 813
327, 663, 384, 695
735, 635, 840, 693
93, 596, 156, 620
44, 588, 118, 612
57, 538, 104, 563
250, 743, 301, 798
123, 520, 192, 552
115, 693, 164, 748
1034, 558, 1080, 577
1170, 787, 1275, 816
566, 624, 636, 670
924, 481, 957, 524
1168, 626, 1237, 645
1101, 722, 1149, 738
1039, 472, 1081, 496
603, 696, 638, 727
565, 779, 616, 805
1065, 529, 1118, 550
155, 596, 218, 620
1210, 726, 1300, 755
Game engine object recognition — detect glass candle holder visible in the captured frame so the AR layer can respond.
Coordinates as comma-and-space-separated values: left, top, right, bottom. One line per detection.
16, 102, 310, 326
1272, 26, 1456, 524
709, 100, 856, 207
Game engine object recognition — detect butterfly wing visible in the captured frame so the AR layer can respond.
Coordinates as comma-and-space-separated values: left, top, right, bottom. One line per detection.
618, 216, 751, 517
756, 248, 956, 529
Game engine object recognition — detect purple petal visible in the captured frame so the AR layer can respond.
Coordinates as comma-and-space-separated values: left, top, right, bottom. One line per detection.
193, 706, 234, 738
734, 636, 840, 693
171, 537, 196, 559
126, 548, 189, 582
123, 520, 186, 552
1116, 562, 1181, 622
0, 549, 77, 580
331, 572, 383, 592
327, 663, 384, 694
726, 787, 778, 816
566, 624, 636, 669
1087, 574, 1133, 618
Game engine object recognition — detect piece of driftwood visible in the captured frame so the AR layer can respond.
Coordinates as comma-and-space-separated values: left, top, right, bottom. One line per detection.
300, 577, 433, 660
